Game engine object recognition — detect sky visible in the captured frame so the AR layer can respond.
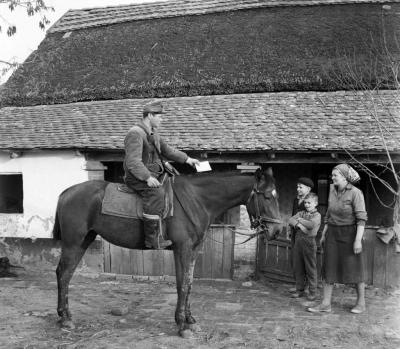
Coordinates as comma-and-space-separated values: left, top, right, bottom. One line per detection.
0, 0, 161, 83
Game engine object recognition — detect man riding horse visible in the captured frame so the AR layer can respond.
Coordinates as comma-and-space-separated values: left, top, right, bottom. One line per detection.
123, 101, 200, 249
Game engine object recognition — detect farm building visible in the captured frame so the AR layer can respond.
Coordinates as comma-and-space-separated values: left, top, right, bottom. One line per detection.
0, 0, 399, 285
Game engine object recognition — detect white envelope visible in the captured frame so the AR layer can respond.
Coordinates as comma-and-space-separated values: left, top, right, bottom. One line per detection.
195, 161, 212, 172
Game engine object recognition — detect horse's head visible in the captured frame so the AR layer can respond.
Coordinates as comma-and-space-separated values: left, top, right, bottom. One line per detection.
245, 167, 282, 241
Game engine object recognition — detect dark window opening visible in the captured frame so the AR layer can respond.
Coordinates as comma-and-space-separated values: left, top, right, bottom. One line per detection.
104, 162, 124, 183
0, 174, 23, 213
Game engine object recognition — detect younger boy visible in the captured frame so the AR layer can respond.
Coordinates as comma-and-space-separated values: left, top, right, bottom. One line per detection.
288, 192, 321, 301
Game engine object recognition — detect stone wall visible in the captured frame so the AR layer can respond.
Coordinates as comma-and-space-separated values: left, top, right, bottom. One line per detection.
0, 237, 103, 274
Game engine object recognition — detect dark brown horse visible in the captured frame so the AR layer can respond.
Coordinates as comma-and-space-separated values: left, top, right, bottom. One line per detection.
53, 168, 282, 336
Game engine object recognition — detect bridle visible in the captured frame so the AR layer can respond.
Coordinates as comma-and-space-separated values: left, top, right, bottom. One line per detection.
206, 174, 283, 246
245, 179, 282, 238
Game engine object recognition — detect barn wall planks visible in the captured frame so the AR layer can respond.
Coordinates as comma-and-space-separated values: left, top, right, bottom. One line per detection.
257, 227, 400, 288
103, 225, 235, 279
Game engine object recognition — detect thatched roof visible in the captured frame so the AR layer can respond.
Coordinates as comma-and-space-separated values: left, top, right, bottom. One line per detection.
48, 0, 399, 33
0, 90, 399, 152
1, 0, 399, 107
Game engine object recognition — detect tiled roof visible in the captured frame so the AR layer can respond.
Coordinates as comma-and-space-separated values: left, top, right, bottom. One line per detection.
48, 0, 400, 33
0, 91, 399, 152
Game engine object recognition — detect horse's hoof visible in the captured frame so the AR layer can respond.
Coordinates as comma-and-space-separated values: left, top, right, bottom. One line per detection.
185, 323, 201, 332
59, 319, 75, 330
185, 315, 196, 324
179, 329, 194, 339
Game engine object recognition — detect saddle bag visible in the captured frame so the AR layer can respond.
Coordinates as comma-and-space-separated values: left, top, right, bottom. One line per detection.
163, 161, 180, 176
147, 132, 180, 177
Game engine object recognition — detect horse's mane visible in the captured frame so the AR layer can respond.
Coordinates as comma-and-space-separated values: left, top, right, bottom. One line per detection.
181, 170, 253, 178
175, 170, 253, 184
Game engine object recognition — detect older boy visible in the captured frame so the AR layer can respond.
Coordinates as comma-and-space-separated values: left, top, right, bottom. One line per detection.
289, 177, 314, 291
288, 192, 321, 301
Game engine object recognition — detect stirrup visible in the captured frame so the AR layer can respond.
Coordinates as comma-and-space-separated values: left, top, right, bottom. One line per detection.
154, 220, 172, 249
144, 235, 172, 249
155, 239, 173, 249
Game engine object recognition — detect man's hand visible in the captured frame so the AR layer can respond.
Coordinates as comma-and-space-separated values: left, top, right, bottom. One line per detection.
186, 157, 200, 168
146, 176, 161, 188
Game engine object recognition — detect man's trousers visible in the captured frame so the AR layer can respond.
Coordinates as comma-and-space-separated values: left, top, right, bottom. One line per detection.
125, 179, 165, 216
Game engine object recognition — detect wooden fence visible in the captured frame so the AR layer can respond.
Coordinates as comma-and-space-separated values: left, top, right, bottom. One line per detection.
257, 226, 400, 288
103, 225, 235, 279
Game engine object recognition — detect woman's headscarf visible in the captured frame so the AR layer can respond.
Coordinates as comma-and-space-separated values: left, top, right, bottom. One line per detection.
333, 163, 360, 184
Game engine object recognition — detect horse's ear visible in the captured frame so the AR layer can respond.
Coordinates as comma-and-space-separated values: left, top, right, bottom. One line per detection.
265, 167, 273, 177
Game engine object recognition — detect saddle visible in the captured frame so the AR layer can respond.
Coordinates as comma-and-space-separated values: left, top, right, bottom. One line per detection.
101, 178, 174, 219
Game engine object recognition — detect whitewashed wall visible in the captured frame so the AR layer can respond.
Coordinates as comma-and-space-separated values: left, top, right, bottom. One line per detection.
0, 150, 89, 238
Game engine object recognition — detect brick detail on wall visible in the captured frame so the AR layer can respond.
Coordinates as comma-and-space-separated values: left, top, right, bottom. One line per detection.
84, 160, 107, 181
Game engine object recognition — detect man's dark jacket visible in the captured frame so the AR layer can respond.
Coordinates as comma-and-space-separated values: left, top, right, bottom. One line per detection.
123, 121, 188, 185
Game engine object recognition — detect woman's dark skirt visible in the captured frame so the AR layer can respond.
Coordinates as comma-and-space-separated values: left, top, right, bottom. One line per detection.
322, 225, 365, 284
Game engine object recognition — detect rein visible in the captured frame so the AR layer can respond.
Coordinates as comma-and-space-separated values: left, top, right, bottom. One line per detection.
206, 226, 262, 246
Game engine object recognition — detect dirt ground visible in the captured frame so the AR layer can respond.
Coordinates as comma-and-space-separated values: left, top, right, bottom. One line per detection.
0, 269, 399, 349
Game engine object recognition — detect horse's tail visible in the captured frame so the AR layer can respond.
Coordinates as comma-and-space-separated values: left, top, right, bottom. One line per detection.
52, 199, 62, 241
52, 186, 73, 241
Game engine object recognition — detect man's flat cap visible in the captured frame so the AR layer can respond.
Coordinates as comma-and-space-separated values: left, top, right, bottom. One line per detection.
143, 101, 163, 114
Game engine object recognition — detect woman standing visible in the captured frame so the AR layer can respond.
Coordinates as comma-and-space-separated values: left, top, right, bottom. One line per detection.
308, 163, 367, 314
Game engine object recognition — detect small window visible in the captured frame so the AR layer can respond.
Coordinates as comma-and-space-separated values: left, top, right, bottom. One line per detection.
0, 174, 23, 213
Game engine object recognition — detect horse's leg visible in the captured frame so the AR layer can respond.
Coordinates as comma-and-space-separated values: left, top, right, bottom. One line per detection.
183, 260, 196, 326
174, 240, 202, 336
184, 241, 204, 327
173, 249, 184, 327
56, 231, 96, 328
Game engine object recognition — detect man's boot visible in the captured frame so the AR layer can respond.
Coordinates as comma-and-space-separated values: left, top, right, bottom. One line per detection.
142, 213, 172, 249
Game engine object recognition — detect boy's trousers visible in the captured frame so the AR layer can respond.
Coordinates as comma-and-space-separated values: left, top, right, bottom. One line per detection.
293, 231, 317, 294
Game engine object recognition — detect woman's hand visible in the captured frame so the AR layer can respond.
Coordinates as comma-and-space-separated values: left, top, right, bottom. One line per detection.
353, 239, 362, 254
354, 224, 365, 254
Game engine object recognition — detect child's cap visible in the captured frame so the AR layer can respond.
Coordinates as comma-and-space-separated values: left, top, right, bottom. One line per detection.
297, 177, 314, 189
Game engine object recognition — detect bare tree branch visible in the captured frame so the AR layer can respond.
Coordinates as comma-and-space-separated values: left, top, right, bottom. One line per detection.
0, 0, 53, 36
0, 58, 19, 76
343, 149, 398, 196
367, 175, 397, 209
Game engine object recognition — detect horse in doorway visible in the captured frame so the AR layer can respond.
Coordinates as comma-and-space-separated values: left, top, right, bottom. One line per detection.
53, 168, 282, 336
